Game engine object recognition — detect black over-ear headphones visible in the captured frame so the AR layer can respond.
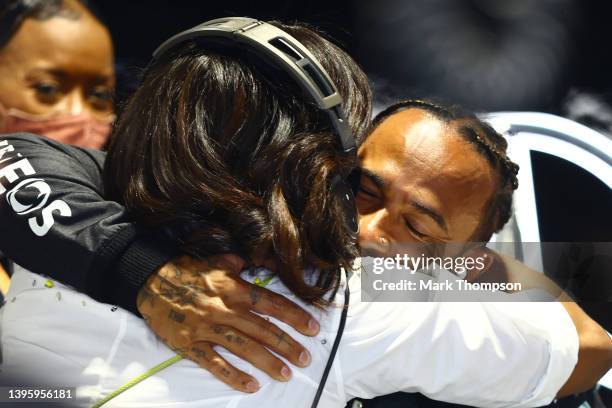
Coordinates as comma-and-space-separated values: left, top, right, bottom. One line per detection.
152, 17, 360, 237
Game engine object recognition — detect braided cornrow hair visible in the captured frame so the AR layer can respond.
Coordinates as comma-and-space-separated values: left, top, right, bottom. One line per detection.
370, 99, 519, 240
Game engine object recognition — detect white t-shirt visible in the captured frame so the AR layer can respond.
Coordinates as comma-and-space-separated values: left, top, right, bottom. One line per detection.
0, 263, 578, 408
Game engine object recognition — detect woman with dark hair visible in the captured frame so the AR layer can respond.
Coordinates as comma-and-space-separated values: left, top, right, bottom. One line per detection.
0, 0, 114, 148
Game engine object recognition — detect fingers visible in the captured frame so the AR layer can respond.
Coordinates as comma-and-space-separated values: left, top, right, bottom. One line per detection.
198, 324, 293, 382
224, 310, 311, 368
186, 342, 260, 393
244, 283, 320, 337
139, 258, 317, 389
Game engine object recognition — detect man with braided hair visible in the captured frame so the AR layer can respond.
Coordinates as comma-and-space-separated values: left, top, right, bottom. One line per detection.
357, 99, 520, 254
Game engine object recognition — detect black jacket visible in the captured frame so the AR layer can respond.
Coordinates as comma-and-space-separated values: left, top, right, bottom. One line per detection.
0, 133, 178, 314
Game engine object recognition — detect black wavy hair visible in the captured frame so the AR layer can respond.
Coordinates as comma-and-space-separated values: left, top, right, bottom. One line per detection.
104, 21, 373, 304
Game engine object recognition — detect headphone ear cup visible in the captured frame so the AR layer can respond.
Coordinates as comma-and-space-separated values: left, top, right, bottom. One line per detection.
331, 174, 359, 237
346, 167, 362, 196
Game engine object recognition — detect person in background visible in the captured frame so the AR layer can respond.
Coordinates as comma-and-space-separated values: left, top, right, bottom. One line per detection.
0, 0, 115, 298
0, 0, 114, 148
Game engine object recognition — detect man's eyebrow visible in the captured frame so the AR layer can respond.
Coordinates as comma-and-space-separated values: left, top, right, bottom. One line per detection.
410, 200, 448, 233
360, 168, 386, 190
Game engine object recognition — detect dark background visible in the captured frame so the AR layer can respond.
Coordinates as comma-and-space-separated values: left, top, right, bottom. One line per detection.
93, 0, 612, 130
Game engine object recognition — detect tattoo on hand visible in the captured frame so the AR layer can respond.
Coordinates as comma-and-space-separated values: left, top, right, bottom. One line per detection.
137, 287, 155, 310
225, 331, 246, 346
249, 288, 262, 306
170, 264, 182, 279
171, 345, 188, 356
168, 309, 186, 323
272, 330, 289, 346
175, 285, 198, 306
191, 347, 210, 361
156, 274, 200, 307
158, 278, 177, 301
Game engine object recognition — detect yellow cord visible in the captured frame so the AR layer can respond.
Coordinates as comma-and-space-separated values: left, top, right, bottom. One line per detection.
91, 354, 183, 408
92, 274, 274, 407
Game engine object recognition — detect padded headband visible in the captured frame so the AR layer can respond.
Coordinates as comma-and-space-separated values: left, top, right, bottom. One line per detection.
153, 17, 356, 155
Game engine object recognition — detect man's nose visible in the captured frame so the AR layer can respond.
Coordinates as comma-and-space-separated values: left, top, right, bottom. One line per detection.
359, 209, 394, 256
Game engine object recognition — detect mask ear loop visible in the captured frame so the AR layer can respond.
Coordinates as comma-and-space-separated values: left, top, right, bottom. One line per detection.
310, 268, 350, 408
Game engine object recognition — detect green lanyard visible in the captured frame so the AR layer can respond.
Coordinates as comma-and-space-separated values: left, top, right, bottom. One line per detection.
91, 355, 183, 408
92, 274, 275, 407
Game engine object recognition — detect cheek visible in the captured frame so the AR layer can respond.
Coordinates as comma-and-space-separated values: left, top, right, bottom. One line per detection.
453, 215, 482, 241
0, 79, 64, 115
441, 174, 497, 240
447, 199, 490, 241
0, 74, 30, 112
84, 102, 114, 119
